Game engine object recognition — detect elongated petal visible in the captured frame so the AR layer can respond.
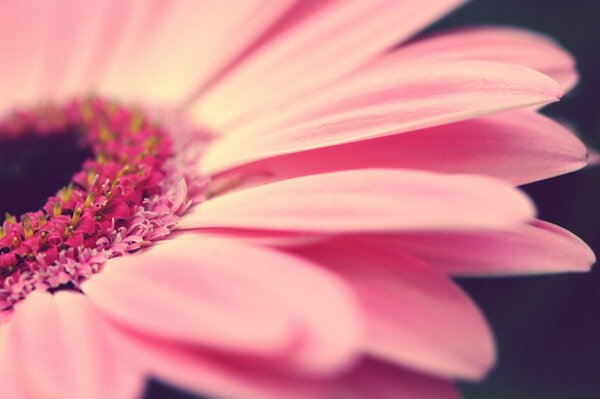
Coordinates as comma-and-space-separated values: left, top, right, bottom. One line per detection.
180, 169, 534, 233
295, 238, 494, 380
33, 0, 108, 100
0, 327, 23, 399
389, 220, 595, 276
332, 359, 459, 399
0, 1, 54, 113
217, 110, 588, 187
7, 291, 142, 399
192, 0, 466, 128
381, 26, 578, 90
99, 0, 294, 104
201, 61, 562, 174
124, 335, 326, 399
83, 234, 362, 374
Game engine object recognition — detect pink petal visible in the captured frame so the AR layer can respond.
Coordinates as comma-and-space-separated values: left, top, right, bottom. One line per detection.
122, 334, 326, 399
35, 0, 108, 100
388, 219, 595, 276
382, 26, 578, 90
183, 228, 330, 248
179, 169, 535, 232
0, 1, 54, 113
332, 358, 459, 399
99, 0, 294, 105
6, 291, 143, 399
294, 238, 495, 380
74, 1, 144, 94
83, 234, 362, 374
214, 110, 588, 187
0, 327, 22, 399
201, 61, 562, 175
192, 0, 466, 129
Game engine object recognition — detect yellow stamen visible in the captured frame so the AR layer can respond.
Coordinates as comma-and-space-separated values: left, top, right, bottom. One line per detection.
60, 183, 74, 202
81, 102, 94, 122
99, 125, 112, 143
87, 169, 99, 187
117, 164, 131, 178
52, 201, 62, 217
22, 215, 33, 239
4, 213, 16, 224
143, 136, 160, 150
71, 207, 82, 227
84, 192, 95, 208
130, 112, 144, 133
96, 152, 108, 165
63, 225, 74, 239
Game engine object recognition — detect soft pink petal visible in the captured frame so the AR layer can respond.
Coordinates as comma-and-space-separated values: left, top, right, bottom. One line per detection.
0, 309, 12, 324
6, 291, 143, 399
35, 0, 108, 100
99, 0, 294, 105
332, 358, 459, 399
184, 228, 331, 248
201, 61, 562, 175
382, 26, 578, 90
214, 110, 588, 187
122, 334, 326, 399
387, 219, 595, 276
72, 1, 145, 94
0, 327, 23, 399
0, 1, 54, 113
179, 169, 535, 233
83, 234, 362, 374
294, 238, 495, 380
0, 1, 151, 106
192, 0, 466, 129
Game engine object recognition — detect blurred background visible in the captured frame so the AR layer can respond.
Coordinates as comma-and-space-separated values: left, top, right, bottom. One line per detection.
145, 1, 600, 398
430, 1, 600, 398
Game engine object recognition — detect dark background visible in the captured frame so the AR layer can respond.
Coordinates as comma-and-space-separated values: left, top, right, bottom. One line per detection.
145, 2, 600, 398
432, 1, 600, 399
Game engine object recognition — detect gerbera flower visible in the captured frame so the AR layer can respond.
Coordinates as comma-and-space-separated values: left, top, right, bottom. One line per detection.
0, 1, 594, 398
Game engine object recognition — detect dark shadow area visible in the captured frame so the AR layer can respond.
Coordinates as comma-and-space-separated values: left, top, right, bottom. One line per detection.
0, 126, 91, 218
143, 379, 211, 399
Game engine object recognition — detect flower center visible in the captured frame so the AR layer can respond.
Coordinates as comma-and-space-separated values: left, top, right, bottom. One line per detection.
0, 122, 93, 217
0, 98, 206, 310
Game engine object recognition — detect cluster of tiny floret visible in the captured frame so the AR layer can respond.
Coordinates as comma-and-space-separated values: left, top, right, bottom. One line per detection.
0, 98, 207, 310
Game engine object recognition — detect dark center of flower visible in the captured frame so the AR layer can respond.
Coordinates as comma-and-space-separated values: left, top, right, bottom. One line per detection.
0, 122, 93, 217
0, 98, 185, 309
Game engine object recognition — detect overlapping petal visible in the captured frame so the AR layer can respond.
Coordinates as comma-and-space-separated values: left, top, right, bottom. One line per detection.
294, 238, 495, 380
83, 234, 362, 374
99, 0, 295, 104
122, 335, 325, 399
6, 292, 143, 399
180, 169, 534, 232
385, 219, 595, 276
192, 0, 467, 129
201, 61, 562, 174
214, 110, 587, 187
380, 26, 578, 90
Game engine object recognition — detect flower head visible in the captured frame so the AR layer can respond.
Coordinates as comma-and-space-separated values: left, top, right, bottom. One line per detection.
0, 1, 594, 399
